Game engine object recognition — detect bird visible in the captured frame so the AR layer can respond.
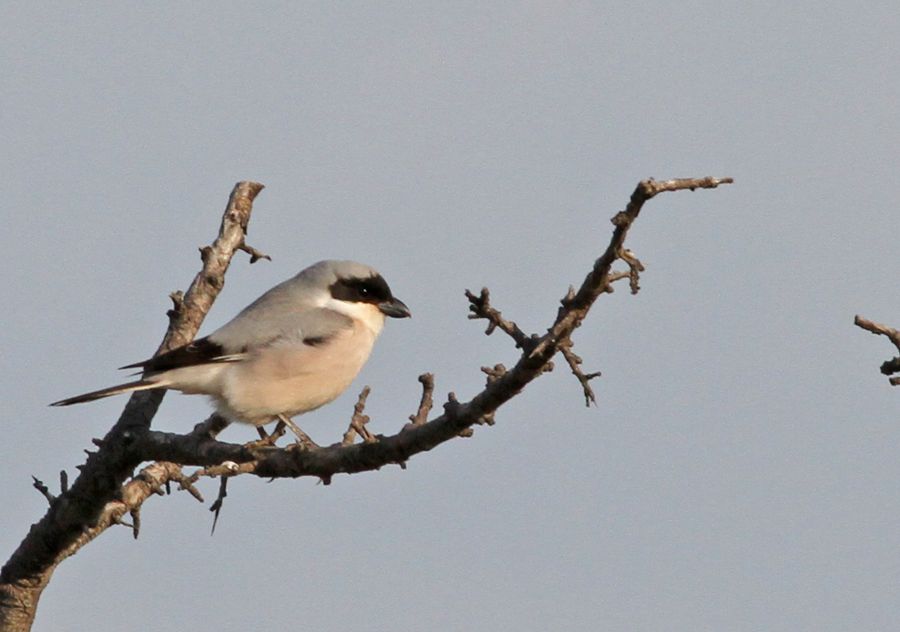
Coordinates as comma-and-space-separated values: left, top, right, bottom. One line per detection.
51, 260, 410, 440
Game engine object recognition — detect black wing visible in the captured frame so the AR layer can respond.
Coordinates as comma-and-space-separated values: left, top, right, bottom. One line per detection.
120, 336, 237, 374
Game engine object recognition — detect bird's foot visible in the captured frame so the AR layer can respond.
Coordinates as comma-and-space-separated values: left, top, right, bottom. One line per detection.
278, 414, 320, 450
245, 421, 287, 449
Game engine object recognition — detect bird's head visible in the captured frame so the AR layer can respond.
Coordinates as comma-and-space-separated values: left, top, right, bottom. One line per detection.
306, 260, 411, 334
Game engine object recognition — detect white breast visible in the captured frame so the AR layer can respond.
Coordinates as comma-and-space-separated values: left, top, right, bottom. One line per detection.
213, 320, 379, 426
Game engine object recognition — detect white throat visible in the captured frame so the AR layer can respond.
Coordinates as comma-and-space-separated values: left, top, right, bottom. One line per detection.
322, 297, 386, 336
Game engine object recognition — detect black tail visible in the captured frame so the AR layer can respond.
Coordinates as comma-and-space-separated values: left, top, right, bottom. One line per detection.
50, 380, 160, 407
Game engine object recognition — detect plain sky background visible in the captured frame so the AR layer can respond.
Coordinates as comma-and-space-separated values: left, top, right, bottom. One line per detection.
2, 3, 899, 631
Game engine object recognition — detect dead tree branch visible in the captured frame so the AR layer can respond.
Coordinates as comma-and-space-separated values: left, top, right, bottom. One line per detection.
1, 176, 731, 632
1, 182, 266, 631
124, 177, 733, 481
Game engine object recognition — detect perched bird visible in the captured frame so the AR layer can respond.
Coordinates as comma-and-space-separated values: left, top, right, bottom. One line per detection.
52, 260, 410, 438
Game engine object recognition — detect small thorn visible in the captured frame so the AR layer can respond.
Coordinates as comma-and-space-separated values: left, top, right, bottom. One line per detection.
131, 508, 141, 539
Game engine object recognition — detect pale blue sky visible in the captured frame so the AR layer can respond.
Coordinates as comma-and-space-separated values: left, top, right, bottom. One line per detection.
3, 3, 900, 631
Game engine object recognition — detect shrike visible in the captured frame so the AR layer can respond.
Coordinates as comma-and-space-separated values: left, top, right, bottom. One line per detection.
52, 260, 410, 437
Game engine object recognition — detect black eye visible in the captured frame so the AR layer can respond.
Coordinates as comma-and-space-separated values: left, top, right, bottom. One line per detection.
358, 286, 371, 297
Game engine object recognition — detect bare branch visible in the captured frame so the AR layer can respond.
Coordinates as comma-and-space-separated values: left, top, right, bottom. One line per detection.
119, 176, 733, 482
855, 315, 900, 352
238, 242, 271, 264
558, 339, 601, 406
1, 176, 732, 630
408, 374, 435, 426
617, 248, 645, 294
854, 314, 900, 383
465, 288, 536, 350
1, 182, 266, 628
342, 387, 375, 445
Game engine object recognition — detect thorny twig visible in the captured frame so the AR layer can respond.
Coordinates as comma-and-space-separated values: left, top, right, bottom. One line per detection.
342, 387, 375, 445
130, 507, 142, 539
408, 374, 435, 426
238, 243, 272, 264
617, 248, 645, 294
558, 339, 602, 406
210, 477, 229, 535
31, 477, 55, 506
465, 288, 536, 351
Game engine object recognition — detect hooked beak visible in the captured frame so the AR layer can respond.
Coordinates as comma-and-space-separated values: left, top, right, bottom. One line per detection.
378, 297, 411, 319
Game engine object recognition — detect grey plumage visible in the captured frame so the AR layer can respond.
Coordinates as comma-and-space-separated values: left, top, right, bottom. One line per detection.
51, 260, 410, 427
